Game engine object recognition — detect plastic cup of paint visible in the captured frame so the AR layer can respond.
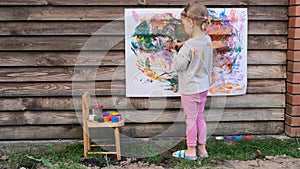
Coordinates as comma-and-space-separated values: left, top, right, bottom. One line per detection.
225, 136, 233, 140
207, 136, 212, 141
103, 112, 110, 117
111, 111, 119, 116
114, 114, 121, 121
94, 115, 101, 121
97, 117, 104, 123
215, 136, 224, 140
244, 135, 253, 140
111, 116, 119, 123
104, 116, 111, 122
234, 136, 243, 140
89, 115, 96, 121
92, 105, 103, 117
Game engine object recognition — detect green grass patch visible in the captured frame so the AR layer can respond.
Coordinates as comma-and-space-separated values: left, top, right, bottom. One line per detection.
6, 143, 86, 169
4, 138, 300, 169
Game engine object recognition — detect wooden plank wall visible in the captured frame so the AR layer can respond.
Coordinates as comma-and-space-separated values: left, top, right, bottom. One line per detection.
0, 0, 288, 140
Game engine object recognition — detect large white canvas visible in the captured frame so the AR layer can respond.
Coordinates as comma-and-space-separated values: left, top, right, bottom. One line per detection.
125, 8, 247, 97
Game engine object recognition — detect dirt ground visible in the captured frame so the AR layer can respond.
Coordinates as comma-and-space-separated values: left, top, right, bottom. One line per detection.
1, 153, 300, 169
94, 155, 300, 169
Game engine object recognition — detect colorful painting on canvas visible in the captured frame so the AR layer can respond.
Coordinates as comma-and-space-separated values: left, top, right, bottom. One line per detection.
125, 8, 247, 97
207, 8, 247, 95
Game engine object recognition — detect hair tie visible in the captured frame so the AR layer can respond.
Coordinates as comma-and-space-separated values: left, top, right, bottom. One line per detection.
204, 16, 212, 25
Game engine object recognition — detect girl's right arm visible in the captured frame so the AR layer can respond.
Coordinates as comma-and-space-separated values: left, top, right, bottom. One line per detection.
171, 45, 192, 71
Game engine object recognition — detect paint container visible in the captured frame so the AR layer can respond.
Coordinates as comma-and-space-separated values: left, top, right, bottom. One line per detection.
215, 136, 224, 140
234, 136, 243, 140
94, 115, 101, 121
118, 115, 122, 121
92, 105, 103, 117
97, 117, 104, 123
89, 115, 96, 121
111, 111, 119, 116
111, 116, 119, 123
206, 136, 212, 141
103, 116, 111, 122
244, 135, 253, 140
225, 136, 233, 140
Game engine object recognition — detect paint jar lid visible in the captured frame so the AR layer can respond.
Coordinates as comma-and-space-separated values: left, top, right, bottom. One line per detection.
92, 105, 103, 109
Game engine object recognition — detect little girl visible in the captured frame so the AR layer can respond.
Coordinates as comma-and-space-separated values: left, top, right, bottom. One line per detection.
171, 1, 213, 160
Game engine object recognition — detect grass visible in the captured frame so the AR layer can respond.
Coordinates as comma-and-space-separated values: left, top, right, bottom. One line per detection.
4, 138, 300, 169
7, 143, 86, 169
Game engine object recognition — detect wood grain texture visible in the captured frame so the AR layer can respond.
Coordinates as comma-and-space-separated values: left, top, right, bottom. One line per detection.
0, 0, 288, 140
0, 108, 284, 125
0, 0, 288, 6
0, 6, 288, 21
0, 36, 124, 51
121, 121, 284, 137
0, 121, 284, 139
0, 125, 82, 140
0, 51, 124, 66
0, 36, 287, 51
247, 51, 286, 65
248, 36, 287, 50
248, 21, 287, 35
0, 65, 286, 82
0, 81, 125, 97
0, 51, 285, 66
0, 21, 287, 36
0, 80, 285, 97
0, 94, 285, 111
0, 111, 79, 125
0, 67, 124, 82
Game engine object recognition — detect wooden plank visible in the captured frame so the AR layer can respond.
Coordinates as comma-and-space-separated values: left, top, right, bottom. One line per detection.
0, 0, 48, 5
0, 6, 287, 21
248, 36, 287, 50
248, 21, 287, 35
0, 36, 287, 51
0, 50, 285, 67
0, 36, 124, 51
0, 121, 284, 140
248, 6, 288, 21
248, 65, 286, 79
0, 94, 285, 111
121, 121, 284, 137
0, 125, 82, 140
0, 51, 124, 66
247, 51, 286, 65
121, 109, 284, 123
0, 79, 285, 97
0, 81, 125, 97
247, 80, 285, 93
0, 0, 288, 6
87, 118, 125, 128
0, 111, 79, 125
0, 65, 286, 82
0, 67, 125, 82
0, 22, 124, 36
0, 21, 287, 36
0, 108, 284, 125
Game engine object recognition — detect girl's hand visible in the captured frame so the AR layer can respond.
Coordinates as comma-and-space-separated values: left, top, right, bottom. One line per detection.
169, 48, 177, 54
174, 42, 184, 52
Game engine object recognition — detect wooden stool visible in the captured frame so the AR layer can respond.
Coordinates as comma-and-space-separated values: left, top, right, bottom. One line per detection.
82, 91, 124, 160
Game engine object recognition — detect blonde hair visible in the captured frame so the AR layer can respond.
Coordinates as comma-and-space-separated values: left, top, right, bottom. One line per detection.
181, 1, 210, 31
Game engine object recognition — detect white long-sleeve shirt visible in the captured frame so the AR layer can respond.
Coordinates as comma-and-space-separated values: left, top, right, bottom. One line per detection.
172, 35, 213, 94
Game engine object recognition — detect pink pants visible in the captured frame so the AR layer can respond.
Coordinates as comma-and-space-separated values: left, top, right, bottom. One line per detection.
181, 90, 208, 146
